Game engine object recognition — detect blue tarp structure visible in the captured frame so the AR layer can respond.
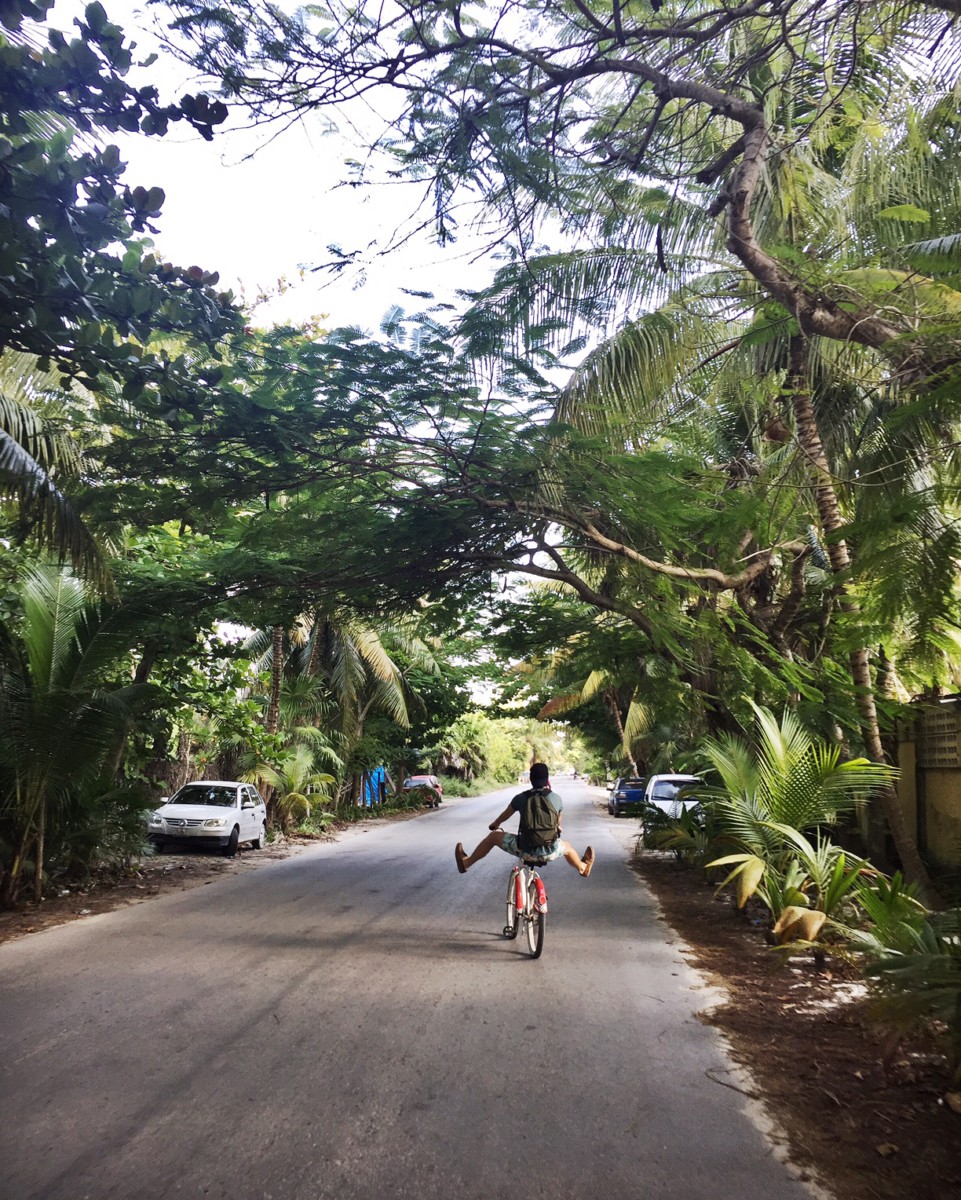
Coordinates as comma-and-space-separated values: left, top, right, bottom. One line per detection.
360, 766, 387, 807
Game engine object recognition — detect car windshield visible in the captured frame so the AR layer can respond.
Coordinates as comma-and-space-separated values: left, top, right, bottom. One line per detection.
169, 786, 237, 807
651, 780, 700, 801
621, 779, 645, 789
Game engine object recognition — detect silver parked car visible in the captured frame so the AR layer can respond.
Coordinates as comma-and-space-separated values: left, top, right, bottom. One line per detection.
147, 781, 267, 857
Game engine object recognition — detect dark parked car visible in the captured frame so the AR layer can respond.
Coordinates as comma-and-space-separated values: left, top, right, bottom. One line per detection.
608, 776, 646, 817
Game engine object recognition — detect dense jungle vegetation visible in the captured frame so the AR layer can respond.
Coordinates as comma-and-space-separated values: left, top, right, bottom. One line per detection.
2, 0, 961, 978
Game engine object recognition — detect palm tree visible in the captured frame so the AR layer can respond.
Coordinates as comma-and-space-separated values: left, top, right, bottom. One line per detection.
239, 734, 339, 831
243, 608, 440, 808
0, 351, 109, 586
0, 563, 152, 905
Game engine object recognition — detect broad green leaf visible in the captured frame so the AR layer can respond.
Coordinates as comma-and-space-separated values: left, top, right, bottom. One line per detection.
877, 204, 930, 223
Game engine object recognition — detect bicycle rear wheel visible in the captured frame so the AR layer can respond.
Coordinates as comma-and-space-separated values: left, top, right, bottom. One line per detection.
503, 870, 520, 938
526, 878, 545, 958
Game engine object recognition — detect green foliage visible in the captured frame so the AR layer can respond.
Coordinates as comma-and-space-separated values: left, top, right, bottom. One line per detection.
760, 824, 873, 921
704, 704, 896, 837
399, 783, 440, 808
647, 803, 716, 871
433, 711, 555, 784
864, 909, 961, 1081
0, 350, 108, 582
41, 774, 152, 882
700, 704, 895, 912
0, 560, 155, 904
839, 872, 929, 956
243, 738, 338, 831
0, 1, 241, 401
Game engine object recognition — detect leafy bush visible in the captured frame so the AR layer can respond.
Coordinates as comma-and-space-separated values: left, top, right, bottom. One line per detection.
438, 774, 505, 797
864, 909, 961, 1082
647, 804, 715, 870
700, 704, 895, 913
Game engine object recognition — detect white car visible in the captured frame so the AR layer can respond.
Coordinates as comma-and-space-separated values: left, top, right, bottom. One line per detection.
643, 774, 704, 819
147, 781, 267, 856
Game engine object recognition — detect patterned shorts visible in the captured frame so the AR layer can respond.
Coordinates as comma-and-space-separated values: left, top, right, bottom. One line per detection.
500, 832, 563, 862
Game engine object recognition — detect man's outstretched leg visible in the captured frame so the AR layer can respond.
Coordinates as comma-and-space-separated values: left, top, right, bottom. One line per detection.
561, 843, 595, 877
455, 829, 506, 873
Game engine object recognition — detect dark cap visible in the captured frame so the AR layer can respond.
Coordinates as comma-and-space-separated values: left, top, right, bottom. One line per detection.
529, 762, 550, 786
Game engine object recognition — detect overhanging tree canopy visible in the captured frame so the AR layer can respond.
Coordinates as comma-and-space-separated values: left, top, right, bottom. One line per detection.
163, 0, 961, 380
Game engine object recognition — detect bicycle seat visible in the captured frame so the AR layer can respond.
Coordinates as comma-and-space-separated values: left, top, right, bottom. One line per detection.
521, 858, 548, 867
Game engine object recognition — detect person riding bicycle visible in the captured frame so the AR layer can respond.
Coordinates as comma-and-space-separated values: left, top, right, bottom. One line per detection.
454, 762, 595, 877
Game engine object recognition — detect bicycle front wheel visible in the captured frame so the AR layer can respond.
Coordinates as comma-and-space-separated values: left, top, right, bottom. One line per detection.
504, 870, 520, 939
526, 878, 545, 958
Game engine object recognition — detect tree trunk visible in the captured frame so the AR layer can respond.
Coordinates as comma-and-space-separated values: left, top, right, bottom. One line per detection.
604, 688, 637, 773
261, 624, 285, 821
100, 642, 163, 785
33, 799, 44, 902
266, 624, 284, 736
1, 821, 32, 908
787, 336, 937, 903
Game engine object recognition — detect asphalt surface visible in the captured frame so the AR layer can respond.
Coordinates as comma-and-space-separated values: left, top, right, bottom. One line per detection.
0, 782, 817, 1200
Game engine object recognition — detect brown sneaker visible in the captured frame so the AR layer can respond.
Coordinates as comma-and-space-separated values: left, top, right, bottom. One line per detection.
581, 846, 595, 878
455, 843, 468, 874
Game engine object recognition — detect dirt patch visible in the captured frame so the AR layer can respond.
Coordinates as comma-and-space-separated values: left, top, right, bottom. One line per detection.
634, 851, 961, 1200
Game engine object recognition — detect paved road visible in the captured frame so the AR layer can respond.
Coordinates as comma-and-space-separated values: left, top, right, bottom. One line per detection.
0, 783, 814, 1200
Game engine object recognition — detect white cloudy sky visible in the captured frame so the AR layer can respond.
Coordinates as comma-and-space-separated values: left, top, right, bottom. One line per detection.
50, 0, 494, 328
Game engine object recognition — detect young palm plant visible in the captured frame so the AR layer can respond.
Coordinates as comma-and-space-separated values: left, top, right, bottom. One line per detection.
0, 351, 110, 587
245, 740, 338, 833
702, 704, 896, 916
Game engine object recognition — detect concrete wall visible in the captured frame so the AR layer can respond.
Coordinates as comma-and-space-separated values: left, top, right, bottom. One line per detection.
920, 772, 961, 869
898, 706, 961, 871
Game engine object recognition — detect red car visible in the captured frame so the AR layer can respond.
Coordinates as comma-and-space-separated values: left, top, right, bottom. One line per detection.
402, 774, 443, 808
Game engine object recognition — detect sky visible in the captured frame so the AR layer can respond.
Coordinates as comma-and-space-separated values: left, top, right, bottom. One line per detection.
49, 0, 494, 330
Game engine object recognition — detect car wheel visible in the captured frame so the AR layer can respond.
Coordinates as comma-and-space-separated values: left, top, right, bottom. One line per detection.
223, 826, 240, 857
252, 822, 266, 850
153, 839, 168, 853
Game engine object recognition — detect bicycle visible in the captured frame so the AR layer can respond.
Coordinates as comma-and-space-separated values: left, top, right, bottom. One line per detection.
503, 856, 549, 958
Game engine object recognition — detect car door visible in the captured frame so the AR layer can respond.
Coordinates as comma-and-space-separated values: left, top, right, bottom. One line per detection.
240, 786, 259, 840
251, 787, 267, 834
